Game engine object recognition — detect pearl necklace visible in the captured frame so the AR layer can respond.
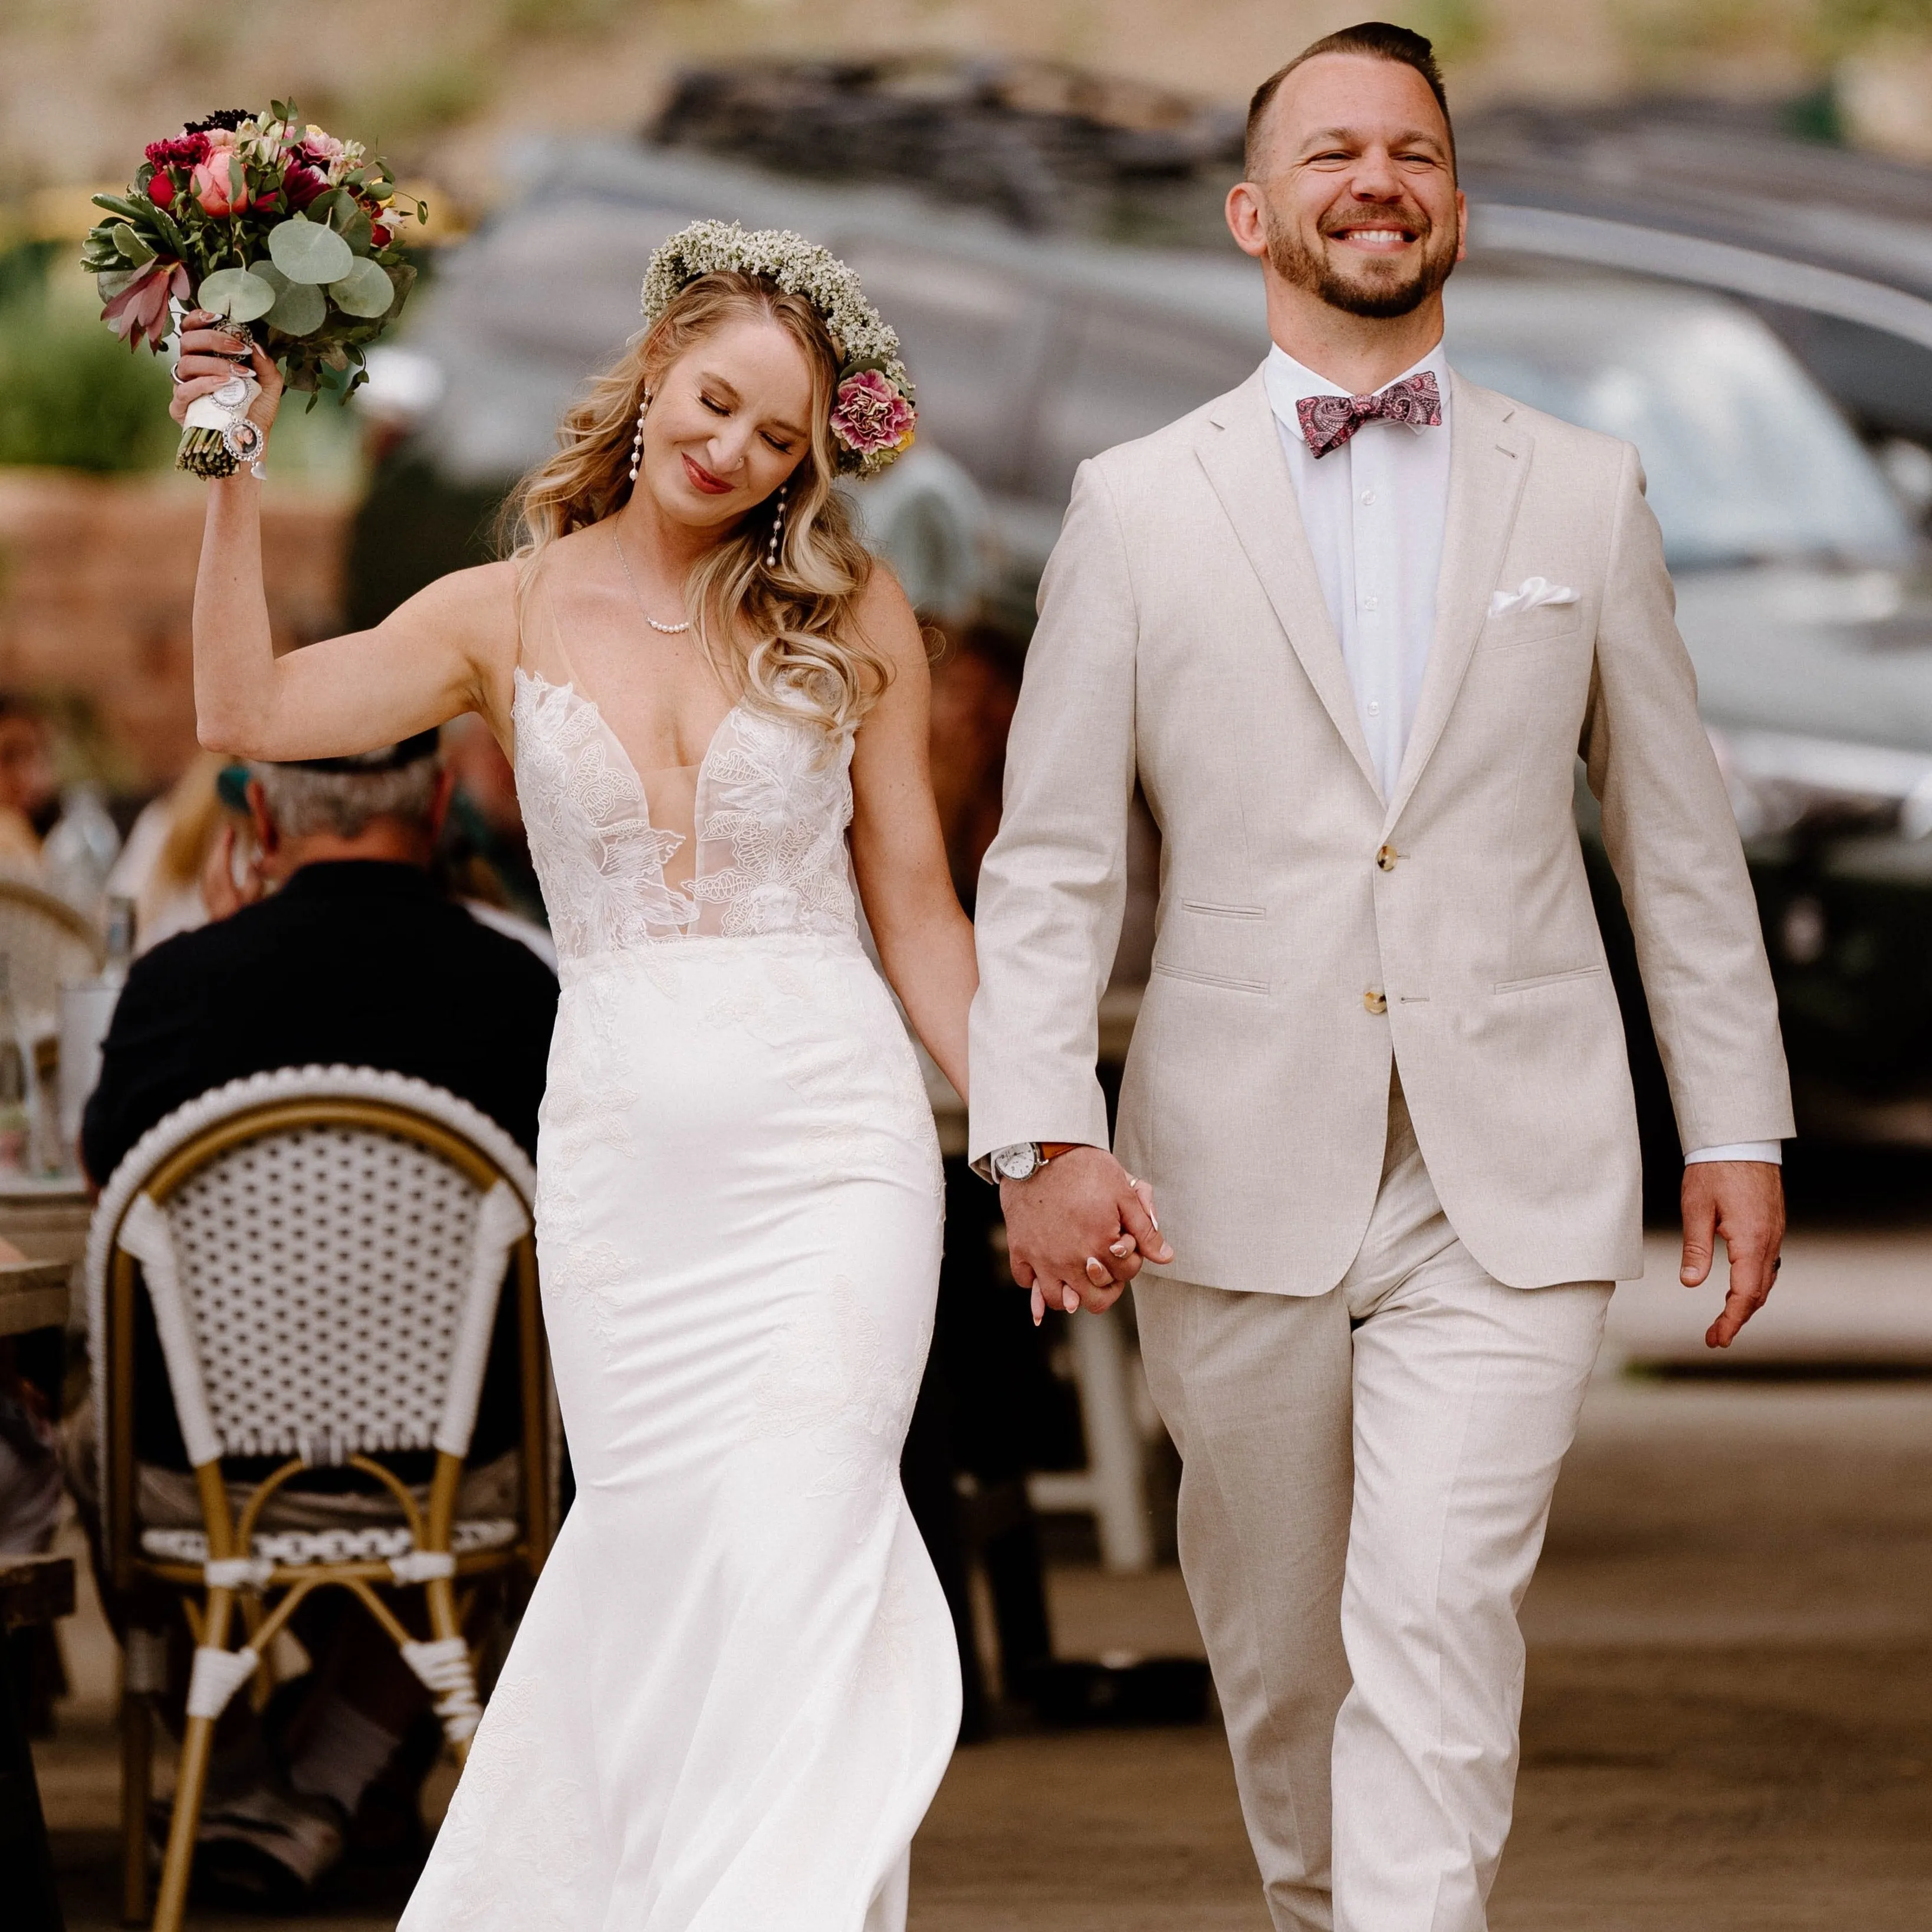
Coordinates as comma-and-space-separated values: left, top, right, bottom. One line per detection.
614, 530, 689, 635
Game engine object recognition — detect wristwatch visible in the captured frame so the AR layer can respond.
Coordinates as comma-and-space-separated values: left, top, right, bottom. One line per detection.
988, 1141, 1083, 1182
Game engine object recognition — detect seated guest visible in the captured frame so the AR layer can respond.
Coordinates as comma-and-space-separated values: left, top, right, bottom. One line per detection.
84, 731, 553, 1181
74, 732, 557, 1908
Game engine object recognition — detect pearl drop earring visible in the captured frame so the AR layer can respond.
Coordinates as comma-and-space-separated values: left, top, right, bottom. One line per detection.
627, 390, 649, 484
766, 482, 788, 568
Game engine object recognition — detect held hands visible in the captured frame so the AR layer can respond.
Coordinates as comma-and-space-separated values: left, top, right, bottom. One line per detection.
1000, 1145, 1174, 1325
1680, 1159, 1786, 1349
169, 310, 283, 440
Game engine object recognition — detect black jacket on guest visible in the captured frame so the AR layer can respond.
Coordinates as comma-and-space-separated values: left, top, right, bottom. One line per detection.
82, 859, 557, 1471
83, 859, 555, 1185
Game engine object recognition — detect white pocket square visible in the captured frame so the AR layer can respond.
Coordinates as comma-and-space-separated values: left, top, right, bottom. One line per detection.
1489, 576, 1580, 619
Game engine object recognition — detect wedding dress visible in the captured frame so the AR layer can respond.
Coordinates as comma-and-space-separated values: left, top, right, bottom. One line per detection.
397, 616, 959, 1930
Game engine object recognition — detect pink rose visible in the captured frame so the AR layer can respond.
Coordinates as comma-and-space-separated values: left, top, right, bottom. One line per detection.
191, 155, 250, 217
829, 369, 915, 458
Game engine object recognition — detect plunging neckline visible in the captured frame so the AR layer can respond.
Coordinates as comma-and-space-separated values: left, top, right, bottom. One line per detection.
513, 665, 741, 837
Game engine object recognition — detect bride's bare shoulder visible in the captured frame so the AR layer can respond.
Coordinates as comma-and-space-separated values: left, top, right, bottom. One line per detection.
851, 560, 925, 671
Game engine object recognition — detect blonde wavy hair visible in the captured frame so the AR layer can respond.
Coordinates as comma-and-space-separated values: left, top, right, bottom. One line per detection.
498, 272, 891, 734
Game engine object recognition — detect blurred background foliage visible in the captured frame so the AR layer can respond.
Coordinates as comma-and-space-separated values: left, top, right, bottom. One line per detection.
0, 242, 175, 473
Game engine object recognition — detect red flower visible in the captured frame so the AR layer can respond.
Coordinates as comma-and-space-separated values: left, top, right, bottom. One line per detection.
283, 163, 328, 211
101, 258, 192, 353
369, 222, 392, 247
144, 132, 211, 170
146, 173, 175, 209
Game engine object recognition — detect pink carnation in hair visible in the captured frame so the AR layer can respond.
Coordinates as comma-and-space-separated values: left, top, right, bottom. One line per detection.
829, 369, 915, 456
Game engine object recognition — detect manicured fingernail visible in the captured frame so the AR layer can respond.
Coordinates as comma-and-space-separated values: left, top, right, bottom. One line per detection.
1031, 1284, 1044, 1326
1110, 1239, 1132, 1259
1064, 1286, 1081, 1312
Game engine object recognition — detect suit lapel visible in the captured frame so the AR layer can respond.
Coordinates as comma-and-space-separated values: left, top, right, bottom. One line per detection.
1382, 374, 1529, 832
1195, 374, 1380, 796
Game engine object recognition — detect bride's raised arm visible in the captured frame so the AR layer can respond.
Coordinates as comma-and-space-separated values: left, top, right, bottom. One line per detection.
174, 309, 517, 761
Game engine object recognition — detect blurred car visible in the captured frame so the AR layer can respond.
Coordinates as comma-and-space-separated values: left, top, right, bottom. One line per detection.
381, 136, 1932, 1151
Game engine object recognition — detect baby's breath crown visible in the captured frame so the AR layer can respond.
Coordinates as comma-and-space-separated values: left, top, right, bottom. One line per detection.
640, 220, 917, 478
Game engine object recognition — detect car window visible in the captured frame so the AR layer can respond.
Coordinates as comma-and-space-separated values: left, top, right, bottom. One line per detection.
1027, 304, 1262, 504
1445, 275, 1913, 571
837, 244, 1047, 491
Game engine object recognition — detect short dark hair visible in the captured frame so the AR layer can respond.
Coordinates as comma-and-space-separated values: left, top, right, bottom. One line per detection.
1245, 22, 1454, 178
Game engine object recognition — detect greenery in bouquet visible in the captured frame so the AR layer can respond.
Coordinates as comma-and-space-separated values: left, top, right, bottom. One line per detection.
80, 103, 425, 477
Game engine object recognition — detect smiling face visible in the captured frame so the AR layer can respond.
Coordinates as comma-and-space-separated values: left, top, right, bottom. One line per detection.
1244, 51, 1464, 321
639, 312, 818, 533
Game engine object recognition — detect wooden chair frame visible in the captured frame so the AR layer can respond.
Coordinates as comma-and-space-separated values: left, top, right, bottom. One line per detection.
95, 1089, 550, 1931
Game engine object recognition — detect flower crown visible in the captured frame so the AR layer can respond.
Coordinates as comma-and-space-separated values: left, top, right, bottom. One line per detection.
639, 221, 916, 479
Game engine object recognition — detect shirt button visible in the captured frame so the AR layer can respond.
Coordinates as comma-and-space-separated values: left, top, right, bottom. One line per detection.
1363, 988, 1388, 1015
1362, 595, 1380, 612
1360, 489, 1376, 505
1366, 699, 1381, 717
1375, 843, 1398, 872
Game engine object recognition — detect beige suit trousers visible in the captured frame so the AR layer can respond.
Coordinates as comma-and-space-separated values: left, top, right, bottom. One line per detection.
1135, 1082, 1610, 1932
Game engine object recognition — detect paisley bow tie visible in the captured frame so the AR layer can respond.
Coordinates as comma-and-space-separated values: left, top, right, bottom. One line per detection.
1295, 370, 1443, 458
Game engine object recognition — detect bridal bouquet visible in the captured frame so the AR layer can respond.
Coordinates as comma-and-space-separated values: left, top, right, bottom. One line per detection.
81, 104, 424, 477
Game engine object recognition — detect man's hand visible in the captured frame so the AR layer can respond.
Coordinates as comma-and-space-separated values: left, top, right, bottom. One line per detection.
1001, 1145, 1174, 1323
1680, 1159, 1786, 1349
199, 822, 265, 921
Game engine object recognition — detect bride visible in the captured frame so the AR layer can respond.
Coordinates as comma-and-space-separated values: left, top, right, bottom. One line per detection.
169, 222, 1153, 1930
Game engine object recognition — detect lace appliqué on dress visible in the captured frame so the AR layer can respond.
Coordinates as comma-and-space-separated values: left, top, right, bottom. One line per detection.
536, 971, 639, 1348
432, 1675, 594, 1931
746, 1276, 930, 1513
693, 709, 856, 940
512, 672, 698, 960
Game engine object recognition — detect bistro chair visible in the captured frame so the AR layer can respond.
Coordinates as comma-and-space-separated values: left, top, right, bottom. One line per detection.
0, 875, 104, 1022
85, 1064, 549, 1931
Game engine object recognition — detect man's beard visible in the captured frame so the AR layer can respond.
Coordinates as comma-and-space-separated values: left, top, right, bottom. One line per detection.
1266, 205, 1457, 321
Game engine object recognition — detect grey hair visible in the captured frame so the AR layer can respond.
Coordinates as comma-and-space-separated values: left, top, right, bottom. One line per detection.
249, 759, 441, 840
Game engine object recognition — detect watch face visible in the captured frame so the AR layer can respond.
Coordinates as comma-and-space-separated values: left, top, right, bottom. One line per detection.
994, 1144, 1040, 1181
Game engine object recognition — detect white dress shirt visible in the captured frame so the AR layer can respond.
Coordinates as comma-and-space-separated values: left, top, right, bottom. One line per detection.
1264, 342, 1778, 1169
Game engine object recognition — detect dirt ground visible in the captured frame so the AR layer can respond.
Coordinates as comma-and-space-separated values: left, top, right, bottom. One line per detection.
35, 1253, 1932, 1930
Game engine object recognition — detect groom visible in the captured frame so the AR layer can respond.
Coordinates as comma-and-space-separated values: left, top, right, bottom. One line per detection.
968, 21, 1792, 1932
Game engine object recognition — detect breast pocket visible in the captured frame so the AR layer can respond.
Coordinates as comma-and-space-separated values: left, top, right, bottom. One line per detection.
1151, 901, 1270, 994
1485, 606, 1585, 652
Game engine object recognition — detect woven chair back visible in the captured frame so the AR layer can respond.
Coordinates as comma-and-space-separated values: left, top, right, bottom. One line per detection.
0, 878, 104, 1026
88, 1067, 538, 1484
167, 1121, 504, 1459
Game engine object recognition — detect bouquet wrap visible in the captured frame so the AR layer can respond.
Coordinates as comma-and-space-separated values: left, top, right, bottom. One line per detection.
82, 103, 423, 478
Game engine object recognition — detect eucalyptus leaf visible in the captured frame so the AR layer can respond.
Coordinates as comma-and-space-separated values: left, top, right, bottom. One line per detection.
325, 257, 395, 318
112, 224, 154, 265
267, 216, 354, 285
96, 269, 136, 304
339, 208, 373, 256
198, 266, 278, 323
266, 277, 327, 337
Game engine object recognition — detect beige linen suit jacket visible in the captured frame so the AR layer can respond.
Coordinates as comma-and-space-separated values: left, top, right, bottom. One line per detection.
968, 366, 1794, 1295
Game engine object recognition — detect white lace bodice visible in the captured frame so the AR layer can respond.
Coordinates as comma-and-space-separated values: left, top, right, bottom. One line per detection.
511, 669, 859, 963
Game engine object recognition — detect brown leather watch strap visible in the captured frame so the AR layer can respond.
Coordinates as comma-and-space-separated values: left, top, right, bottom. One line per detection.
1039, 1142, 1086, 1162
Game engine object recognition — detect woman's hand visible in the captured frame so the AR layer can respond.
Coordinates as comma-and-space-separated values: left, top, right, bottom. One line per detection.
169, 309, 282, 439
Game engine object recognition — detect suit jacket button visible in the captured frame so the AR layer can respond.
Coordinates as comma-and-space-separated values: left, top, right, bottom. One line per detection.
1363, 988, 1388, 1015
1375, 843, 1398, 872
